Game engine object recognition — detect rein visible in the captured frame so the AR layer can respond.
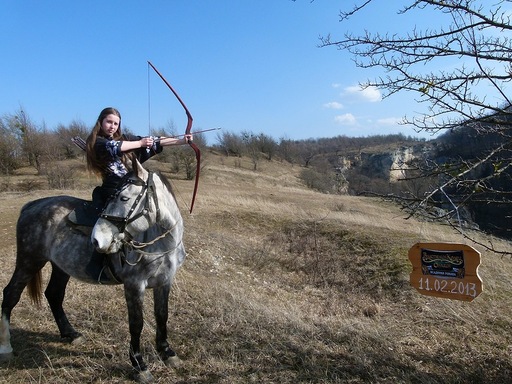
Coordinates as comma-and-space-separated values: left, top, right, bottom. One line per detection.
125, 220, 180, 250
122, 220, 182, 260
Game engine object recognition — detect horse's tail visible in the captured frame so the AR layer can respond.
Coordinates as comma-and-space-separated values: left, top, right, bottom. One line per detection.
27, 270, 43, 307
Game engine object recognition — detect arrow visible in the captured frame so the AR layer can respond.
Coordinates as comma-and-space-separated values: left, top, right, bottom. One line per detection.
158, 127, 221, 140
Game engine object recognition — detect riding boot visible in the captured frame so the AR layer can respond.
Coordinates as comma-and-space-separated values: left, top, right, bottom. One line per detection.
91, 186, 107, 215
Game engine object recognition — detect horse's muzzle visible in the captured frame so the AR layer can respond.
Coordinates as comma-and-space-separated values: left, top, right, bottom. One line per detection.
92, 220, 125, 253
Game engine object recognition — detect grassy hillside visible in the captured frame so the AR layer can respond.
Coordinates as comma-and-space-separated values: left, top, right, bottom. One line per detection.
0, 152, 511, 383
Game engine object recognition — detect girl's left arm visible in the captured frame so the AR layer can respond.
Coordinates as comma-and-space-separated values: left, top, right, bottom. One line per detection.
159, 136, 191, 146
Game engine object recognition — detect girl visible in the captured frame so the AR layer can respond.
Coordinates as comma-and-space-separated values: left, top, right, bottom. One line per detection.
86, 106, 192, 208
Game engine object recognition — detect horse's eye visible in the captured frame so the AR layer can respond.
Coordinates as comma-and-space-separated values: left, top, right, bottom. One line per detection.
121, 197, 130, 202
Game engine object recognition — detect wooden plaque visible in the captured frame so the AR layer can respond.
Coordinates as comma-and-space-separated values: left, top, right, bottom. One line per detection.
408, 242, 483, 302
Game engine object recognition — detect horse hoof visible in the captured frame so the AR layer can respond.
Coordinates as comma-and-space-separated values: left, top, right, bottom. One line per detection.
0, 352, 13, 363
164, 355, 182, 368
71, 335, 85, 345
133, 370, 154, 383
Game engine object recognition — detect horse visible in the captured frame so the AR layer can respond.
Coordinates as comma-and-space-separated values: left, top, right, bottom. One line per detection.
0, 158, 186, 383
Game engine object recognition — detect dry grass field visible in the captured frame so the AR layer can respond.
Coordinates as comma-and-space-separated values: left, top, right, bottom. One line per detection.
0, 152, 511, 383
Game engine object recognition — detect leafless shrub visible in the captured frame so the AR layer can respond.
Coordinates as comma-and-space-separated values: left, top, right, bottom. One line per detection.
44, 165, 76, 189
17, 179, 45, 192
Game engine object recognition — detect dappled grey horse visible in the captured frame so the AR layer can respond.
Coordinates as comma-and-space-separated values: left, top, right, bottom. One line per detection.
0, 159, 186, 382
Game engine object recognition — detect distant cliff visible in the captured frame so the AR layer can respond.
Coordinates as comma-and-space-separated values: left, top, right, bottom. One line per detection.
330, 130, 510, 239
335, 142, 433, 186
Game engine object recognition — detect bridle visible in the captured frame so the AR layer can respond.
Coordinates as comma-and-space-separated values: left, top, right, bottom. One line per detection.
99, 171, 177, 251
100, 172, 155, 235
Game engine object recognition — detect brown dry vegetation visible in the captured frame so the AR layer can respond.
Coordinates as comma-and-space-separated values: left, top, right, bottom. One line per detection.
0, 152, 511, 383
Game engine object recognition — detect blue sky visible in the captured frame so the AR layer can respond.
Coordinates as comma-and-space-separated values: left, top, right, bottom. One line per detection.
1, 1, 438, 142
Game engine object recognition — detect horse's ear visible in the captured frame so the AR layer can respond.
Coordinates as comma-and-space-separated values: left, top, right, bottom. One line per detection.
130, 154, 148, 181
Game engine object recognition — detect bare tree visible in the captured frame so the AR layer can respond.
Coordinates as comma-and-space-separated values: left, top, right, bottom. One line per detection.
216, 131, 244, 157
321, 0, 512, 253
56, 120, 89, 159
254, 133, 278, 161
241, 131, 261, 171
323, 0, 512, 131
7, 108, 39, 168
0, 116, 21, 174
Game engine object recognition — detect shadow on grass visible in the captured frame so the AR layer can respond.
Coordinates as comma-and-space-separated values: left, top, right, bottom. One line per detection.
173, 316, 512, 384
0, 327, 133, 381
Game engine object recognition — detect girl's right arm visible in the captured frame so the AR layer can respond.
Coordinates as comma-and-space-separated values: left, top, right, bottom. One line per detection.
120, 137, 154, 152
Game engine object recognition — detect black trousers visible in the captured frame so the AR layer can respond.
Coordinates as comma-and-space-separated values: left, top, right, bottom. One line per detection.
91, 185, 116, 210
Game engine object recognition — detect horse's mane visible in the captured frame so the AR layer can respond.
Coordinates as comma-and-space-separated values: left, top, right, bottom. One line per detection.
129, 155, 177, 201
155, 171, 177, 200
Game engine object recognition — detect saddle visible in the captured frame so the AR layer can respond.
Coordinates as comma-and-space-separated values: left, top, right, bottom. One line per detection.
67, 201, 103, 233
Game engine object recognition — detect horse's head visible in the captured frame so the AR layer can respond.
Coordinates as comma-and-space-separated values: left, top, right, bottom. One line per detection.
91, 159, 157, 253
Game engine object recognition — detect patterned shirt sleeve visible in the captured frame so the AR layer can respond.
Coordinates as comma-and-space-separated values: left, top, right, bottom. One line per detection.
95, 137, 127, 179
95, 134, 164, 179
105, 139, 122, 157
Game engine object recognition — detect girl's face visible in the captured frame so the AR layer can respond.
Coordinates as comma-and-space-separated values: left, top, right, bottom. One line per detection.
100, 114, 120, 137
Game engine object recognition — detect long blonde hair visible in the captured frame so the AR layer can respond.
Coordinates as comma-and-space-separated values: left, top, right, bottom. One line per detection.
86, 107, 123, 176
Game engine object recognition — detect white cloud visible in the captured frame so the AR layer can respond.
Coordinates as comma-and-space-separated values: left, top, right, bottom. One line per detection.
334, 113, 357, 125
344, 85, 381, 102
376, 117, 403, 126
324, 101, 344, 109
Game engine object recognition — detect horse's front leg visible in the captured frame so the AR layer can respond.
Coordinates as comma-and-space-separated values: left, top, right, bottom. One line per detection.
124, 283, 152, 382
154, 283, 180, 367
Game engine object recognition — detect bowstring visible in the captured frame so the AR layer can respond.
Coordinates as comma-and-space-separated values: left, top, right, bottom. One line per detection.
147, 62, 151, 137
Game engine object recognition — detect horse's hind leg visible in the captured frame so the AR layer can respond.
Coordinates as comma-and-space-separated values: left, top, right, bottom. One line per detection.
44, 263, 83, 343
0, 261, 47, 358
